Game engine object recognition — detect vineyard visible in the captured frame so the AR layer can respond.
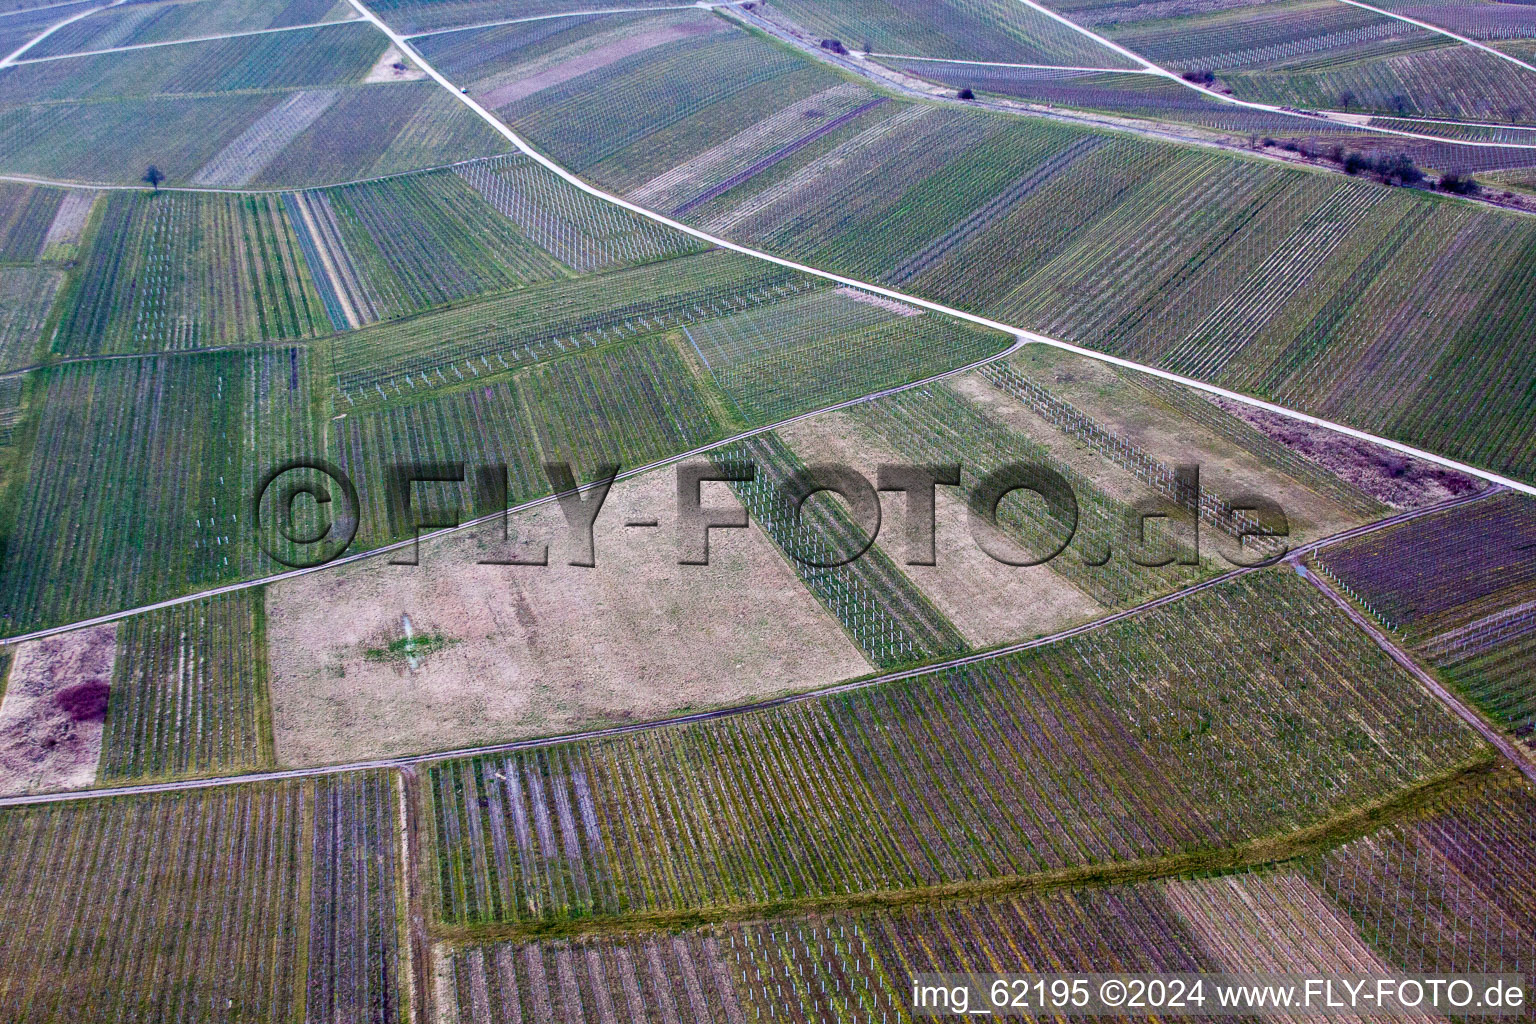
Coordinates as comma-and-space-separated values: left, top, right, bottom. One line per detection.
714, 432, 968, 666
1315, 492, 1536, 748
100, 590, 275, 780
0, 348, 316, 635
25, 0, 350, 58
420, 570, 1480, 926
769, 0, 1141, 66
331, 378, 543, 545
0, 21, 386, 104
52, 191, 327, 354
0, 771, 411, 1022
240, 83, 514, 189
520, 336, 722, 480
0, 267, 60, 371
1102, 0, 1430, 73
456, 155, 703, 274
191, 89, 342, 188
496, 18, 842, 190
309, 169, 569, 319
326, 250, 806, 406
373, 0, 668, 34
0, 182, 62, 263
847, 380, 1206, 608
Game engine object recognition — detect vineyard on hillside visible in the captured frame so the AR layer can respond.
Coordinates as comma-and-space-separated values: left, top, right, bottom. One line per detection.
0, 348, 316, 635
1316, 492, 1536, 748
0, 267, 62, 372
0, 772, 409, 1022
101, 590, 275, 780
53, 191, 327, 354
714, 432, 968, 667
434, 767, 1532, 1022
25, 0, 349, 57
421, 570, 1480, 926
0, 183, 63, 264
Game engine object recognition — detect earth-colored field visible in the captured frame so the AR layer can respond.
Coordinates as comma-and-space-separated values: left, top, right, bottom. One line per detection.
266, 466, 866, 765
0, 623, 115, 795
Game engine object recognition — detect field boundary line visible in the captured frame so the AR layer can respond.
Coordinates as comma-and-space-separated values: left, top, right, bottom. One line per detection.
347, 0, 1536, 500
865, 53, 1161, 73
6, 17, 365, 65
0, 153, 512, 194
0, 487, 1501, 807
0, 0, 120, 68
403, 3, 723, 39
0, 0, 94, 21
428, 756, 1505, 941
1297, 562, 1536, 785
1332, 0, 1536, 75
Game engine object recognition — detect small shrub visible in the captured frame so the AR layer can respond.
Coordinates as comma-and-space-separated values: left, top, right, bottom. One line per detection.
957, 87, 975, 100
1439, 172, 1481, 196
820, 38, 847, 54
1181, 69, 1215, 85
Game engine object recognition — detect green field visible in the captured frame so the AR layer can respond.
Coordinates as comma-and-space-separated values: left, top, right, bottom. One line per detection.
421, 569, 1481, 926
26, 0, 352, 57
101, 590, 276, 780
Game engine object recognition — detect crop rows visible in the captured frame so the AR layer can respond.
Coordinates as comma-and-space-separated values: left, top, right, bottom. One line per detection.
1307, 766, 1535, 975
0, 22, 384, 104
27, 0, 347, 57
521, 337, 721, 480
422, 571, 1478, 925
714, 432, 968, 667
1316, 492, 1536, 747
307, 771, 407, 1024
456, 155, 702, 273
1128, 374, 1387, 518
243, 83, 513, 189
54, 191, 326, 354
0, 348, 315, 634
372, 0, 665, 34
191, 88, 341, 189
502, 29, 813, 175
101, 590, 274, 780
1102, 0, 1421, 71
0, 267, 61, 371
319, 170, 568, 320
0, 782, 310, 1021
983, 362, 1283, 553
770, 0, 1141, 66
328, 250, 807, 404
703, 299, 1007, 424
1377, 2, 1536, 41
435, 768, 1533, 1022
331, 379, 544, 545
0, 182, 61, 263
848, 382, 1190, 608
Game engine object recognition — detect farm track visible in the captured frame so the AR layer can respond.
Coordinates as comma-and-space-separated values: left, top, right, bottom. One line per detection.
0, 484, 1502, 810
1331, 0, 1536, 75
0, 0, 120, 68
5, 17, 364, 65
1297, 561, 1536, 786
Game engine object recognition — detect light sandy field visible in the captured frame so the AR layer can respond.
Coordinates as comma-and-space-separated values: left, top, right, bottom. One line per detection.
365, 44, 426, 83
0, 623, 116, 796
266, 466, 867, 766
775, 410, 1103, 648
975, 350, 1371, 544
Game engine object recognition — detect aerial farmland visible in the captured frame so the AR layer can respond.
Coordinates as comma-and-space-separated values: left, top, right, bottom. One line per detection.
0, 0, 1533, 1019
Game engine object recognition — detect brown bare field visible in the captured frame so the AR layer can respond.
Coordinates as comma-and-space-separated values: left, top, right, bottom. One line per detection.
987, 349, 1372, 545
265, 466, 866, 767
0, 623, 116, 796
775, 410, 1103, 648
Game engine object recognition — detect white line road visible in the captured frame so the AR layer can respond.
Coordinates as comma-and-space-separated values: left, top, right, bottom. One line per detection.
1334, 0, 1536, 75
0, 486, 1498, 809
868, 53, 1162, 73
5, 17, 363, 65
0, 0, 120, 68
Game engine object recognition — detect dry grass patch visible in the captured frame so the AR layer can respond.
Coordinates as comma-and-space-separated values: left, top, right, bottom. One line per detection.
365, 45, 427, 83
776, 409, 1103, 648
0, 622, 116, 796
265, 466, 866, 766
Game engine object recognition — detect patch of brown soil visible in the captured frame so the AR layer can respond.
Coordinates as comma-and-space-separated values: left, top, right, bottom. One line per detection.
0, 623, 117, 796
265, 466, 866, 767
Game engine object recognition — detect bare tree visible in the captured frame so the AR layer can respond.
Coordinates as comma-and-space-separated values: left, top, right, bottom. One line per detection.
143, 165, 164, 191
